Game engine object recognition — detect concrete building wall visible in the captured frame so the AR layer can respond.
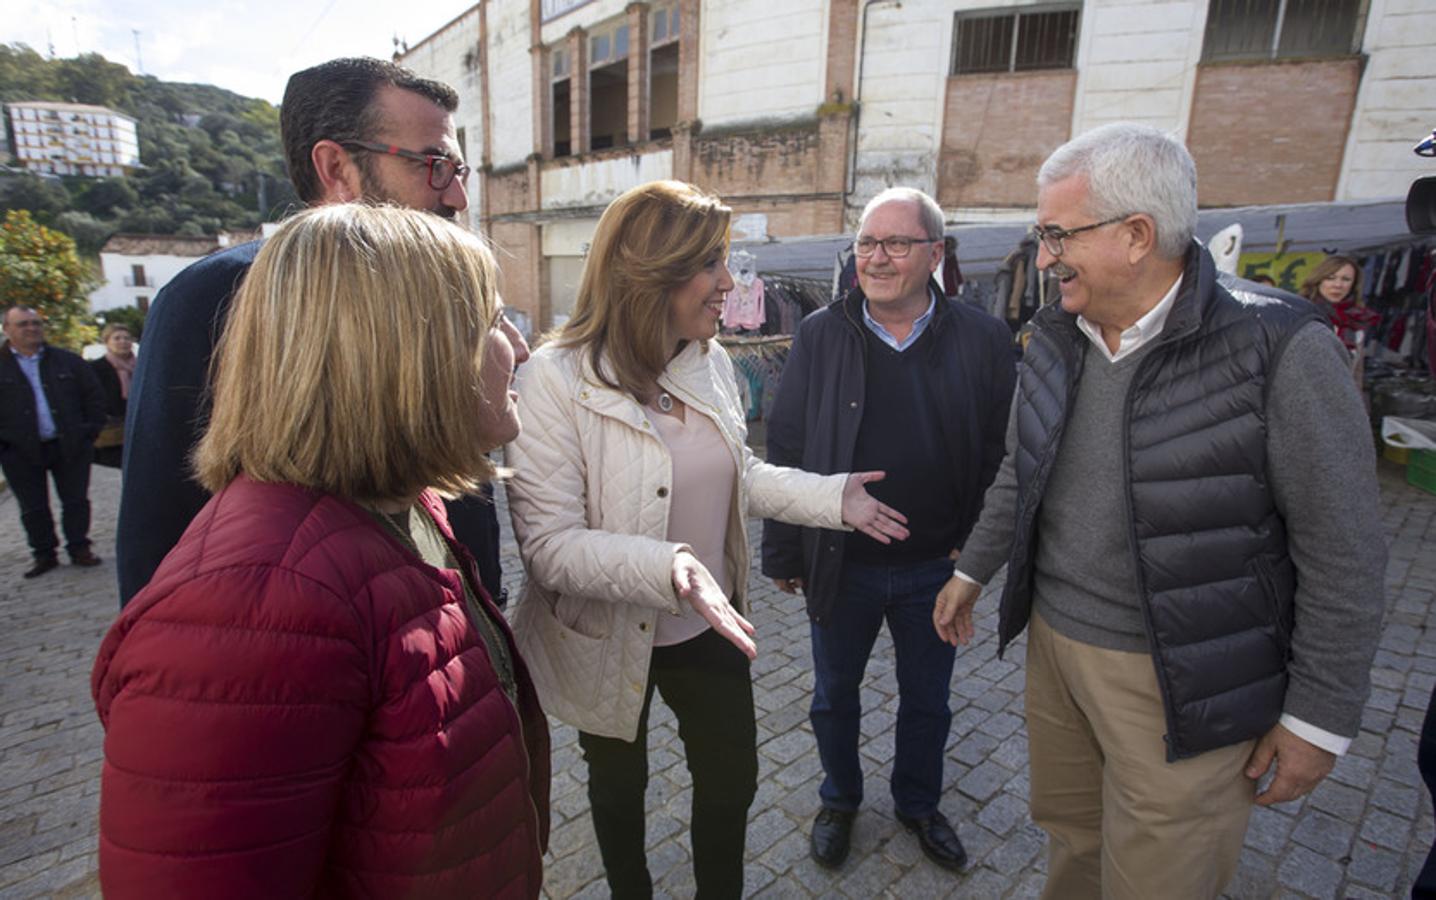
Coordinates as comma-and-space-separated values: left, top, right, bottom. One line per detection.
540, 148, 674, 208
698, 0, 827, 126
849, 0, 951, 219
1070, 0, 1204, 138
398, 6, 485, 227
540, 0, 631, 43
1338, 0, 1436, 200
488, 1, 538, 167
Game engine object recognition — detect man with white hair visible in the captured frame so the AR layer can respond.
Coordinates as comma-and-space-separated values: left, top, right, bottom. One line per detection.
763, 187, 1015, 872
933, 122, 1386, 898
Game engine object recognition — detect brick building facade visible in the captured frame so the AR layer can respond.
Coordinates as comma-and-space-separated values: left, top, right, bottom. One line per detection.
401, 0, 1435, 331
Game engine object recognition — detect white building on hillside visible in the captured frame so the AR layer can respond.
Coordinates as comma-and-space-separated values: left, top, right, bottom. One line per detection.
90, 232, 259, 313
5, 101, 141, 177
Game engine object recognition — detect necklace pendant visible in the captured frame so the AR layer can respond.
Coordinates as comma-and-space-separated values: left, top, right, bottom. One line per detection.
657, 391, 674, 413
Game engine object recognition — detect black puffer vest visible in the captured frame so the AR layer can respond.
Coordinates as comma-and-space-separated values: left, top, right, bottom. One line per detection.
998, 244, 1321, 760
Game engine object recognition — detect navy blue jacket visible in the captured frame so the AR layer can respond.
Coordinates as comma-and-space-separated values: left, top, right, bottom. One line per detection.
116, 242, 260, 604
761, 283, 1015, 623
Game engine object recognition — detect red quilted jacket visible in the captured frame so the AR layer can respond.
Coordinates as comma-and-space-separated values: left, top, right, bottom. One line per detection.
92, 476, 550, 899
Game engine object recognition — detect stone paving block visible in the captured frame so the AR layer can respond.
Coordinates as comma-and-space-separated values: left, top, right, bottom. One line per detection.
976, 711, 1023, 740
1307, 779, 1367, 821
1348, 729, 1387, 759
1290, 810, 1356, 858
1372, 777, 1423, 819
1224, 847, 1278, 899
752, 826, 812, 876
948, 705, 987, 739
1276, 844, 1345, 900
989, 732, 1028, 771
1371, 667, 1407, 690
974, 790, 1028, 838
746, 807, 796, 857
982, 819, 1044, 870
1244, 805, 1296, 855
759, 729, 814, 767
1361, 807, 1414, 851
957, 760, 1012, 803
1329, 753, 1380, 791
951, 731, 1000, 767
1369, 686, 1403, 714
858, 708, 895, 740
1347, 839, 1405, 892
950, 864, 1018, 898
972, 687, 1016, 714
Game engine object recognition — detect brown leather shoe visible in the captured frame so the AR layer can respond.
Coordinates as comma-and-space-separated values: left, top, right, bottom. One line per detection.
69, 549, 102, 567
23, 556, 59, 579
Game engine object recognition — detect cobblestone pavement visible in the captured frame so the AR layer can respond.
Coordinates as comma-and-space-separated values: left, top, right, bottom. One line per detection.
1, 461, 1432, 899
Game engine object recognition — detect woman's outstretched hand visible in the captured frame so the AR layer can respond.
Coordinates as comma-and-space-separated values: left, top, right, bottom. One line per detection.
672, 551, 757, 659
841, 472, 910, 544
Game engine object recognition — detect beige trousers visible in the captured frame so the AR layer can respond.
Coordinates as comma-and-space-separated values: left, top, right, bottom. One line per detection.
1025, 611, 1258, 900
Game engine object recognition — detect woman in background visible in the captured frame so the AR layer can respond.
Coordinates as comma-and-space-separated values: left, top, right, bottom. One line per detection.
506, 180, 907, 898
1300, 254, 1380, 351
89, 323, 134, 468
92, 204, 548, 899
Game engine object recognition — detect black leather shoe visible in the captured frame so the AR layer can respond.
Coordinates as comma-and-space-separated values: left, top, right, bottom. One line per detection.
70, 549, 102, 567
23, 556, 59, 579
810, 807, 856, 868
896, 811, 968, 871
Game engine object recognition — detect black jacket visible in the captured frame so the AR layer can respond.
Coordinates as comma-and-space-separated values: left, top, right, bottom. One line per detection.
1002, 243, 1320, 760
0, 343, 105, 465
761, 283, 1015, 623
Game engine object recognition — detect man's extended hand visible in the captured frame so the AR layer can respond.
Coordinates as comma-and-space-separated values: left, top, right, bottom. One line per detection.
933, 575, 981, 647
1245, 723, 1336, 806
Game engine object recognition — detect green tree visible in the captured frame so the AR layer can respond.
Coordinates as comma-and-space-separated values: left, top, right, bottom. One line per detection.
0, 210, 97, 349
95, 304, 146, 340
0, 175, 71, 224
53, 210, 113, 255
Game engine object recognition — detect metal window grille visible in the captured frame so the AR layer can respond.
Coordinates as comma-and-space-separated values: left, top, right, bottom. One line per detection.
952, 7, 1079, 75
1202, 0, 1360, 61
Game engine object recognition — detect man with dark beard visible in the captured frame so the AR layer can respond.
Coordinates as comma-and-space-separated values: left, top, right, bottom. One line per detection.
116, 57, 526, 605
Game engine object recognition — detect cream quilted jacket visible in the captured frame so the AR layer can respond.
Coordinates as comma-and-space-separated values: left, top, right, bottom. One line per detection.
505, 339, 847, 740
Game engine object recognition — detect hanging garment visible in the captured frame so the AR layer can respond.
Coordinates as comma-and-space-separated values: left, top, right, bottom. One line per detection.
722, 277, 766, 331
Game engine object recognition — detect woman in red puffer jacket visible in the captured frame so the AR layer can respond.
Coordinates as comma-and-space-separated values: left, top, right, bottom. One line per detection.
91, 204, 548, 899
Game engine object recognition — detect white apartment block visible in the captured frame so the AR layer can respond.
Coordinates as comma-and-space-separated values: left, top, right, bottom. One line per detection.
6, 101, 141, 177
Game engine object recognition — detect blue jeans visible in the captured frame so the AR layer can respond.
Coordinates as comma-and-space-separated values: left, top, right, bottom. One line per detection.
810, 557, 956, 818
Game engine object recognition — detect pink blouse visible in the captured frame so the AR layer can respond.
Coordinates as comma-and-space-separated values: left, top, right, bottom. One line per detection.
645, 406, 737, 647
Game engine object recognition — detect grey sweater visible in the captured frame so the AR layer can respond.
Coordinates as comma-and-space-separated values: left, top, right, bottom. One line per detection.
958, 321, 1387, 737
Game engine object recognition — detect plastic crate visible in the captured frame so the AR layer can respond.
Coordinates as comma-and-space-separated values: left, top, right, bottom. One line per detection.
1409, 450, 1436, 496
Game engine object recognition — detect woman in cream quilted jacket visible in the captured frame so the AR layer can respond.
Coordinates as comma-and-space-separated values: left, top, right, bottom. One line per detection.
506, 181, 909, 898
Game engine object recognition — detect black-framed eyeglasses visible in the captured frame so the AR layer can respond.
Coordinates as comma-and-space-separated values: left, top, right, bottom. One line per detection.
340, 140, 470, 191
853, 236, 940, 259
1031, 215, 1129, 257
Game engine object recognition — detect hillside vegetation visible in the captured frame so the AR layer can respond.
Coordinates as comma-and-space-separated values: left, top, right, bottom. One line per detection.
0, 44, 297, 253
